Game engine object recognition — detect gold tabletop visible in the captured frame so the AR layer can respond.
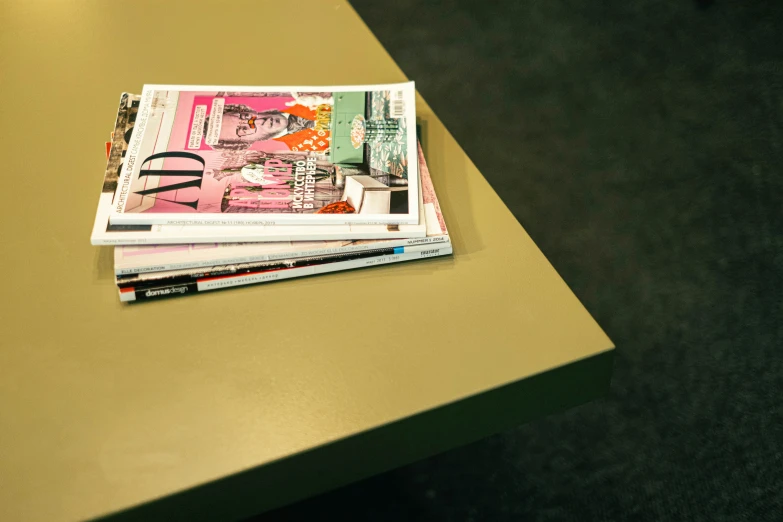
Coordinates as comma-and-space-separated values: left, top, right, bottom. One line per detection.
0, 1, 613, 520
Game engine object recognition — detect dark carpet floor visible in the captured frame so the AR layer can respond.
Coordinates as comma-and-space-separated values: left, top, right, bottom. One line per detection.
253, 1, 783, 520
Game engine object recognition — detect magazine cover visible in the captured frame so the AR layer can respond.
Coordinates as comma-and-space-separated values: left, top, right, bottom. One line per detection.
114, 143, 446, 275
108, 82, 419, 226
118, 244, 452, 303
91, 93, 426, 245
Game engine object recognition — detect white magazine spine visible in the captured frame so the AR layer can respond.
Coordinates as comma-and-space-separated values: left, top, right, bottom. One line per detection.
109, 214, 419, 227
92, 225, 426, 246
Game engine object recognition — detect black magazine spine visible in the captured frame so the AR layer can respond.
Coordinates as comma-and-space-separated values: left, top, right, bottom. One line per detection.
129, 281, 198, 302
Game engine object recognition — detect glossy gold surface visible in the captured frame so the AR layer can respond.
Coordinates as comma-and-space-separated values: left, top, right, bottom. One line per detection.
0, 1, 613, 520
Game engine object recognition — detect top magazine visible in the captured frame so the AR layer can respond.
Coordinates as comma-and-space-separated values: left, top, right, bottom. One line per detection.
108, 82, 419, 226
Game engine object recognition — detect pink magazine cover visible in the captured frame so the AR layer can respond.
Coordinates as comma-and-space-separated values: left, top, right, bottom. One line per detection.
91, 93, 426, 245
109, 83, 419, 227
114, 143, 449, 275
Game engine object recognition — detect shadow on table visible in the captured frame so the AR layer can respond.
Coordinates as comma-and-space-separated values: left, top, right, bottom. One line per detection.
93, 245, 115, 281
418, 108, 485, 258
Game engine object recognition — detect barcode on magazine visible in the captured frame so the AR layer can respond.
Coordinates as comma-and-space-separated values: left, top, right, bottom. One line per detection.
391, 90, 405, 118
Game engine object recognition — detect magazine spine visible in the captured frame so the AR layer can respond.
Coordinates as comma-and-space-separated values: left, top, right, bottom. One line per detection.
117, 243, 447, 288
118, 247, 400, 288
119, 245, 452, 302
115, 235, 449, 275
108, 213, 419, 227
93, 224, 426, 247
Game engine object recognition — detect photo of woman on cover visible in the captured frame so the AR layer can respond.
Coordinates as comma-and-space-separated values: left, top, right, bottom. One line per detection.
203, 93, 334, 152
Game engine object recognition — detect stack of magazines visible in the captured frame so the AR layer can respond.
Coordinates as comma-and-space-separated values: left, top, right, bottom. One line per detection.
91, 83, 452, 302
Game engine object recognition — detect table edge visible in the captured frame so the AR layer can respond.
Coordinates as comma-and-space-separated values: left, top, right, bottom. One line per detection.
93, 347, 615, 521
